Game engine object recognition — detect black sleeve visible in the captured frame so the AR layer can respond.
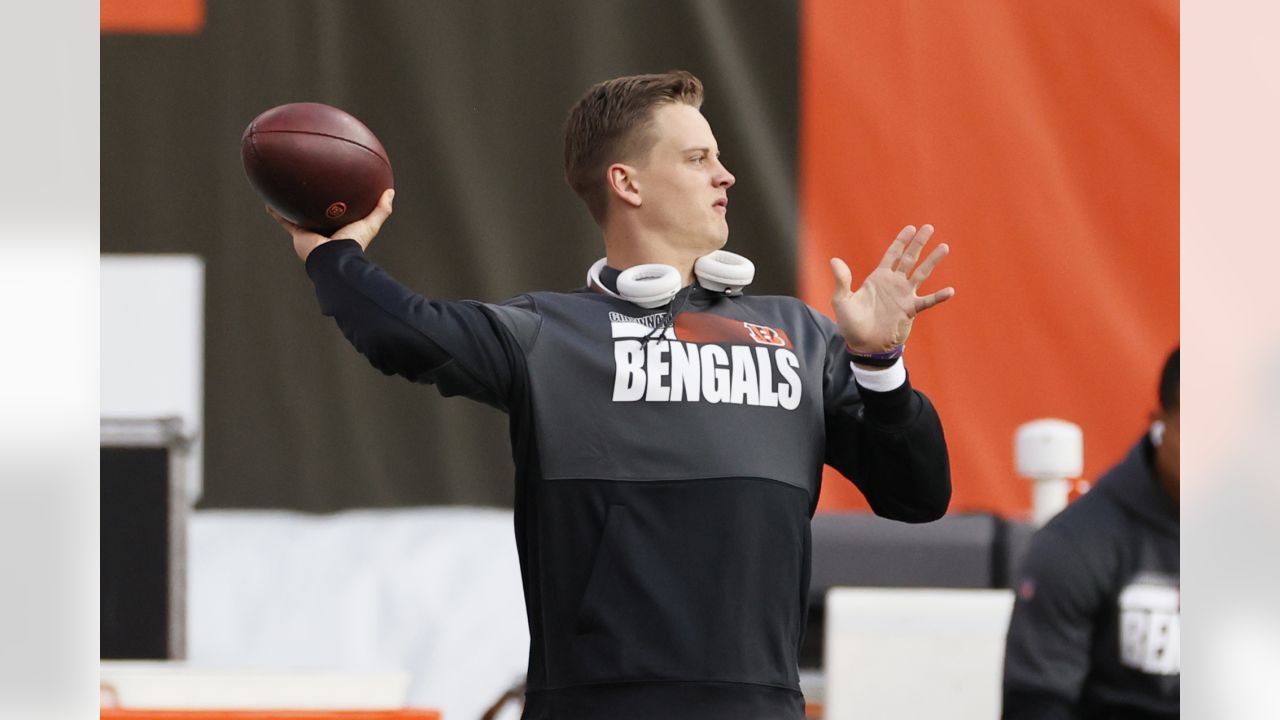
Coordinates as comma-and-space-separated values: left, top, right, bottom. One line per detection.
1001, 526, 1102, 719
304, 239, 540, 412
818, 324, 951, 523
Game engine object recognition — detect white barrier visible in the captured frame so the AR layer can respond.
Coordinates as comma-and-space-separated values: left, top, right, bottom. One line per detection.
824, 587, 1014, 720
185, 508, 529, 719
99, 663, 410, 710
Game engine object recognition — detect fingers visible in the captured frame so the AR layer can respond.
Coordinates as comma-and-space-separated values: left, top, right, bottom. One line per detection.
829, 257, 855, 300
331, 189, 396, 249
914, 286, 956, 313
896, 224, 934, 275
265, 204, 301, 232
365, 188, 395, 230
877, 225, 916, 270
909, 242, 949, 289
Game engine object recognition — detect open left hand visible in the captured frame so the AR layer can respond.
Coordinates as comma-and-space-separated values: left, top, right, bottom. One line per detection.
830, 224, 955, 354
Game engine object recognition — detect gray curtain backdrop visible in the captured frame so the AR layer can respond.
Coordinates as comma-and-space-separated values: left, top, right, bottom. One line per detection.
102, 0, 798, 511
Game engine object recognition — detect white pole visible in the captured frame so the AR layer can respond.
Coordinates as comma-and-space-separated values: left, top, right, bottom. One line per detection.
1015, 419, 1084, 527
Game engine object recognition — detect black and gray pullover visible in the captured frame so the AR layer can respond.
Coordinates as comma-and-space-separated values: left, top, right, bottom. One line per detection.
306, 239, 951, 720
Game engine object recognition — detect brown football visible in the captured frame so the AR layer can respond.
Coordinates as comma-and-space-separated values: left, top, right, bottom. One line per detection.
241, 102, 394, 233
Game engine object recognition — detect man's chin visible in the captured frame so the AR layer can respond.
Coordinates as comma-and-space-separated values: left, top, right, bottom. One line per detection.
712, 227, 729, 249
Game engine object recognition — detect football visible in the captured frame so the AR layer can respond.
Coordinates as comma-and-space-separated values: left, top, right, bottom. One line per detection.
241, 102, 394, 233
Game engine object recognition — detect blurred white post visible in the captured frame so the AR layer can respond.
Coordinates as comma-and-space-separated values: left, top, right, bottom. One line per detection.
101, 254, 205, 501
1015, 419, 1083, 526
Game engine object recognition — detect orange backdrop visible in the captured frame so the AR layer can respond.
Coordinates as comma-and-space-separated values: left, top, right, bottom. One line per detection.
101, 0, 204, 34
801, 0, 1179, 517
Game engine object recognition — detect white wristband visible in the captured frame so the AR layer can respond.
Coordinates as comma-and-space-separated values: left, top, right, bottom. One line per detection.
851, 357, 906, 392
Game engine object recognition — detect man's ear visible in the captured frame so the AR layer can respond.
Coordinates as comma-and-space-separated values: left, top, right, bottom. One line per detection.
607, 163, 643, 208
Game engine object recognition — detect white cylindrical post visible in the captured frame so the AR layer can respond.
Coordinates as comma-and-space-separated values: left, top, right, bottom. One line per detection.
1015, 419, 1084, 526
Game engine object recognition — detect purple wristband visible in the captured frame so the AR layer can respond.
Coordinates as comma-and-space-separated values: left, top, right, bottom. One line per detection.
847, 344, 904, 368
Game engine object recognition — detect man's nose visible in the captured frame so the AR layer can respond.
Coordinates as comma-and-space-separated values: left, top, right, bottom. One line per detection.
715, 162, 735, 189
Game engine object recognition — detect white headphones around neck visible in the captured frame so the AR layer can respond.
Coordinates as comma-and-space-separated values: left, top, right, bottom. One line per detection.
586, 251, 756, 309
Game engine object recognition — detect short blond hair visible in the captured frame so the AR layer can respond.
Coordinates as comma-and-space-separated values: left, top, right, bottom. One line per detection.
563, 71, 704, 225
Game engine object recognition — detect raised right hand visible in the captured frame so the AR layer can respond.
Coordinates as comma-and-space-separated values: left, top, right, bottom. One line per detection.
267, 188, 395, 261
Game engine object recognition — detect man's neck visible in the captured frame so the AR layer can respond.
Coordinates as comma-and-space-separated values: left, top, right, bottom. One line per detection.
603, 227, 702, 285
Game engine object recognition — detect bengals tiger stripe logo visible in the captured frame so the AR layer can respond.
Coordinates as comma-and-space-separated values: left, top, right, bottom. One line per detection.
744, 322, 787, 347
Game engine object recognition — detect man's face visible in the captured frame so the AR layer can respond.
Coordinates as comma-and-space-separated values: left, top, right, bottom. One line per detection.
631, 103, 736, 252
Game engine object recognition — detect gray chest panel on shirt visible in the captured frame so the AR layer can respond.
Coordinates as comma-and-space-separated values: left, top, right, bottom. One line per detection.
514, 291, 830, 495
